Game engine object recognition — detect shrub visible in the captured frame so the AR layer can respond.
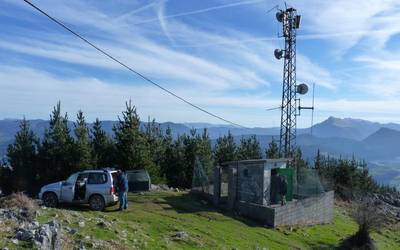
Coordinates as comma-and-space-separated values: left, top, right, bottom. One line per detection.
0, 192, 39, 220
340, 201, 383, 250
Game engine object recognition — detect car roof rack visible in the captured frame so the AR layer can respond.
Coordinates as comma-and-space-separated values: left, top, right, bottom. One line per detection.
101, 167, 117, 172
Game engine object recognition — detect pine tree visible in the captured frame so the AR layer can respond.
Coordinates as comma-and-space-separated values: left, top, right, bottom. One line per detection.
161, 126, 179, 185
73, 110, 92, 170
312, 152, 397, 199
113, 100, 152, 170
237, 135, 262, 160
314, 149, 322, 169
214, 131, 237, 165
165, 134, 186, 187
266, 137, 279, 159
197, 128, 214, 176
162, 128, 213, 188
91, 118, 115, 168
38, 102, 74, 183
7, 118, 38, 194
160, 126, 173, 177
293, 147, 308, 169
144, 118, 164, 183
181, 129, 198, 188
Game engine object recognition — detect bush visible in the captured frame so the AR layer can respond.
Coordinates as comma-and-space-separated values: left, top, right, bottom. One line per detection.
340, 201, 383, 250
0, 192, 39, 220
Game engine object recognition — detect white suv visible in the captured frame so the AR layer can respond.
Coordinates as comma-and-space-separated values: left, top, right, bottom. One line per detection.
39, 169, 119, 211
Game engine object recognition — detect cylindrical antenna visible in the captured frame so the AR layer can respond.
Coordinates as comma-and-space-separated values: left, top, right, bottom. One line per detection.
310, 83, 315, 135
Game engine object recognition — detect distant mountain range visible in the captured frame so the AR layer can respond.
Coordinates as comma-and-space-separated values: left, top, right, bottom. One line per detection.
1, 116, 400, 189
298, 116, 400, 140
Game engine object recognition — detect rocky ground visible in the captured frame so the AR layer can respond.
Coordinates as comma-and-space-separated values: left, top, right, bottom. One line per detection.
0, 201, 136, 250
0, 194, 63, 250
363, 192, 400, 224
0, 186, 190, 250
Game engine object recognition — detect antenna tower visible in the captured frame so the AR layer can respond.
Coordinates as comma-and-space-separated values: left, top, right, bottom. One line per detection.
274, 6, 311, 158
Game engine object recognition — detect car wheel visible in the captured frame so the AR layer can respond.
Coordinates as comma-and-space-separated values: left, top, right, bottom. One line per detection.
42, 192, 58, 208
89, 195, 105, 211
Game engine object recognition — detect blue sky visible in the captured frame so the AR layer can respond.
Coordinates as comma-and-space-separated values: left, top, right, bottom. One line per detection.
1, 0, 400, 127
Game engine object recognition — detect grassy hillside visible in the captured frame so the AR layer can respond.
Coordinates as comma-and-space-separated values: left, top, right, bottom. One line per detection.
2, 191, 400, 249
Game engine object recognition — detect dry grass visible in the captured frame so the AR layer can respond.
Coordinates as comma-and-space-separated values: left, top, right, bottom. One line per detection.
0, 192, 39, 220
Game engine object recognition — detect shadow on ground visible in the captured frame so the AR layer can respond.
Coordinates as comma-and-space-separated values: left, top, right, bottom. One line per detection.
56, 203, 120, 213
149, 192, 267, 228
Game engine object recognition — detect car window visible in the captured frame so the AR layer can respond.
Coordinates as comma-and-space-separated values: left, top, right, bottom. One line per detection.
111, 172, 118, 186
77, 173, 89, 183
87, 173, 108, 184
65, 174, 77, 185
127, 171, 149, 182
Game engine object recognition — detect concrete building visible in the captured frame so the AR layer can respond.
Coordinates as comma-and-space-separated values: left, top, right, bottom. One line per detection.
192, 159, 334, 227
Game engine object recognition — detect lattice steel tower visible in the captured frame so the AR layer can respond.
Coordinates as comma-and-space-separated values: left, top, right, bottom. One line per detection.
274, 7, 303, 158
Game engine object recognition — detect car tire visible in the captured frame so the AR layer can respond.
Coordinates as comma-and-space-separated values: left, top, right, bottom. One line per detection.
89, 194, 105, 211
42, 192, 58, 208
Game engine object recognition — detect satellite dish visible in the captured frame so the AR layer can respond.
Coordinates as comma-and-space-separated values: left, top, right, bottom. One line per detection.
296, 83, 308, 95
276, 11, 284, 22
274, 49, 283, 60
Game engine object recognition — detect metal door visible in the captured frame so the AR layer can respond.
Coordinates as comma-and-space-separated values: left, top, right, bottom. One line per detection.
277, 168, 293, 201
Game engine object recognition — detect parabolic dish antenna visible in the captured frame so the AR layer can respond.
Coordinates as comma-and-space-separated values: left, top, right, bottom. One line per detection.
296, 83, 308, 95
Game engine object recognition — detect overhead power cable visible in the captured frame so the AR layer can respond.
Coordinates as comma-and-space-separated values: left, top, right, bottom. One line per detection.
22, 0, 248, 129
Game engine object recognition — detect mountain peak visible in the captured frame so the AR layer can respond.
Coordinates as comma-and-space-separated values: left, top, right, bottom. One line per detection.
310, 116, 385, 140
363, 127, 400, 145
320, 116, 356, 128
367, 127, 399, 137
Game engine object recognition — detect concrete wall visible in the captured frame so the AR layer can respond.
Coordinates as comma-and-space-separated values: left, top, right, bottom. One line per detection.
222, 159, 289, 206
236, 191, 334, 227
236, 201, 275, 225
272, 191, 334, 227
237, 164, 264, 205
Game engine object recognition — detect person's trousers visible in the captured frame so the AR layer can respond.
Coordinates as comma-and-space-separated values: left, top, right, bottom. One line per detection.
118, 191, 128, 210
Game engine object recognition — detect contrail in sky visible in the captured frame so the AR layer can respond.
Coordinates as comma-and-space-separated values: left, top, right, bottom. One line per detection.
171, 29, 391, 48
133, 0, 266, 25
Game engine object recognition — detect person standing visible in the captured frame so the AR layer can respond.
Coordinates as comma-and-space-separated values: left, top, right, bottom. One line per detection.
270, 169, 280, 205
122, 170, 129, 210
117, 170, 129, 211
279, 175, 288, 206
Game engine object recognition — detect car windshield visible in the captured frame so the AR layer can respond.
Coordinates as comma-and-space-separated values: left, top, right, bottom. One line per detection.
65, 173, 77, 185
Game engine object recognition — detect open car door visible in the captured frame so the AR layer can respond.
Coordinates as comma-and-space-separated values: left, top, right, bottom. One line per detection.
60, 173, 77, 202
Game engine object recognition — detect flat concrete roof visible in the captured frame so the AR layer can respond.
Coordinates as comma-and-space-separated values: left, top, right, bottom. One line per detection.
220, 158, 291, 167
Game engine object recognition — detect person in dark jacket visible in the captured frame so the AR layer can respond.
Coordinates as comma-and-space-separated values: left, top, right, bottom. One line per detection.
270, 169, 280, 205
117, 170, 129, 211
279, 175, 288, 206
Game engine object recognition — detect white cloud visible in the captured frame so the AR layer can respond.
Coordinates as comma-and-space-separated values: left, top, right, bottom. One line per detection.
0, 66, 278, 126
4, 0, 381, 126
11, 0, 336, 90
1, 66, 399, 126
294, 0, 400, 54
